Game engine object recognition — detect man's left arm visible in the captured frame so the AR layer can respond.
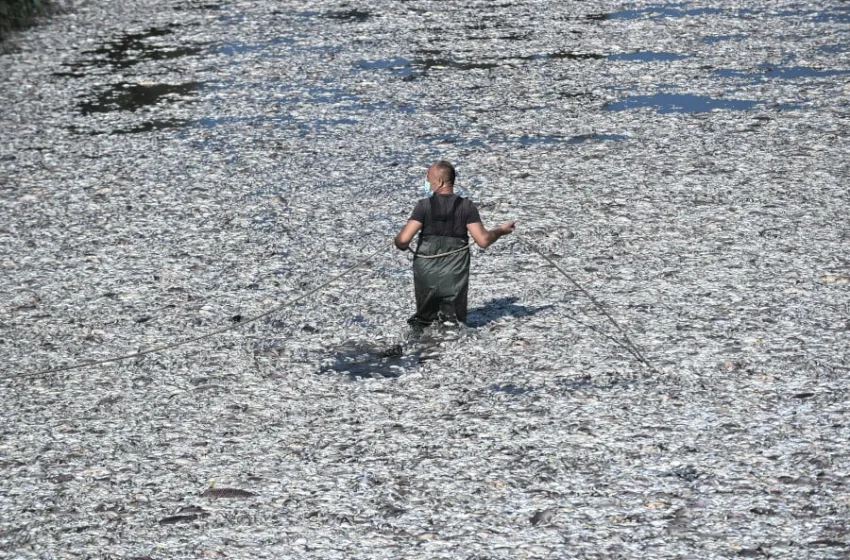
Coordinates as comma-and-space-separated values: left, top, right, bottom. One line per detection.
395, 220, 422, 250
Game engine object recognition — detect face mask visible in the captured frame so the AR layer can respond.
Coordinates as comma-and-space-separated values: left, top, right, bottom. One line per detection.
423, 179, 433, 197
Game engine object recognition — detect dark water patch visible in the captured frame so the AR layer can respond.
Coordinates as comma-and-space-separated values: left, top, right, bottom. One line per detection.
608, 52, 687, 62
567, 133, 629, 144
607, 5, 724, 20
716, 65, 850, 83
819, 44, 850, 54
0, 0, 57, 41
79, 82, 203, 115
605, 93, 798, 114
65, 25, 204, 72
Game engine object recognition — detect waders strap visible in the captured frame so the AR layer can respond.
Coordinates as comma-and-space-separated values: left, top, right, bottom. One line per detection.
415, 196, 465, 256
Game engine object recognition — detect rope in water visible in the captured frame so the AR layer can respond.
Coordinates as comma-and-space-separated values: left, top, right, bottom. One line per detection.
514, 234, 657, 373
5, 234, 655, 380
3, 241, 395, 381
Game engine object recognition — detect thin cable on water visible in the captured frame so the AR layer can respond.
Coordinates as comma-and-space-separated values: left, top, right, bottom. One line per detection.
514, 233, 657, 373
4, 241, 395, 381
7, 234, 656, 380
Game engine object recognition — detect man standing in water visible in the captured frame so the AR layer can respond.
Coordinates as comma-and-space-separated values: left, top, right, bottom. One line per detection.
395, 160, 516, 327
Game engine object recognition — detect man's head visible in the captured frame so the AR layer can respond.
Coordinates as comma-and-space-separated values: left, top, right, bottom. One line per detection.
426, 160, 456, 193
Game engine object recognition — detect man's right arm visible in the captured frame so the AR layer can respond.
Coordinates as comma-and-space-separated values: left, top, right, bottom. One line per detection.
467, 221, 516, 248
395, 220, 422, 250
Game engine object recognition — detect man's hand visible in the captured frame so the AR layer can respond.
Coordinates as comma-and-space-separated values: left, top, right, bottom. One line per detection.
500, 221, 516, 234
395, 219, 423, 250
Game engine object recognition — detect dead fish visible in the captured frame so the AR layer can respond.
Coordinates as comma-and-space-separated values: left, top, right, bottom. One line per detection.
202, 488, 256, 499
159, 505, 207, 525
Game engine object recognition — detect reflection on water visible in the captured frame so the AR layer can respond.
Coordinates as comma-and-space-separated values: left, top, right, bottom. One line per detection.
79, 82, 203, 115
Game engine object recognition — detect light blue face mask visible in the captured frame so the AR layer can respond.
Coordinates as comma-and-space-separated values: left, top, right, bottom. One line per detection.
423, 179, 433, 197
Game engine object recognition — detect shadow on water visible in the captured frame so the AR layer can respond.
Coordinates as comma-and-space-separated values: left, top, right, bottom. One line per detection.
466, 296, 553, 328
605, 92, 798, 114
320, 334, 442, 380
79, 82, 203, 115
54, 25, 205, 76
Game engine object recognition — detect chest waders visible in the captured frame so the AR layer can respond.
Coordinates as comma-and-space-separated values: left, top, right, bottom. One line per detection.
410, 196, 471, 326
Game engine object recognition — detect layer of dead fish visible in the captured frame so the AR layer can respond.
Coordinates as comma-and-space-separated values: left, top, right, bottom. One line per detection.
1, 0, 849, 557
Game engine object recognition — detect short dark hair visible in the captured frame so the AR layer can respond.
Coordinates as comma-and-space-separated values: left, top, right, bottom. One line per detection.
434, 160, 456, 185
